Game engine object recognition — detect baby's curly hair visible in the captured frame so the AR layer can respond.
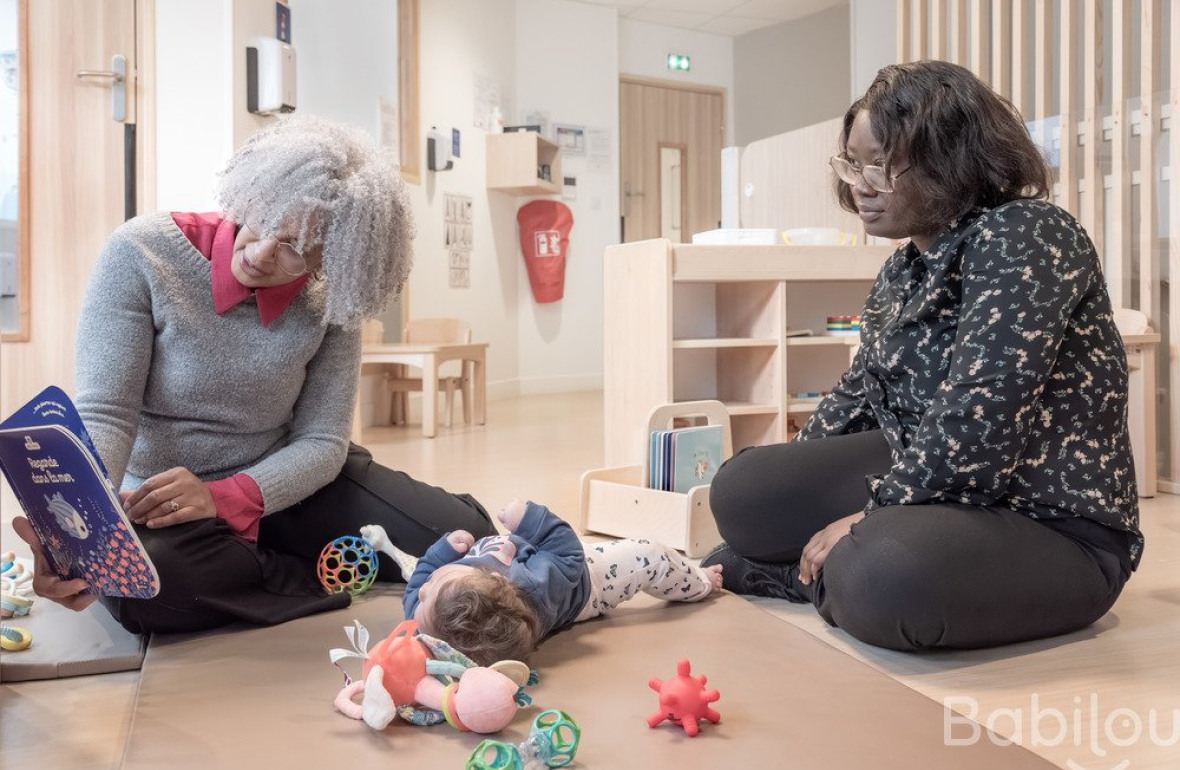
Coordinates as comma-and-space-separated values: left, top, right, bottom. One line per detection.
421, 570, 541, 666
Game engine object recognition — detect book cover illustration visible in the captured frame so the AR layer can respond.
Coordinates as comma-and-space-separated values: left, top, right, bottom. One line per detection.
0, 386, 159, 599
672, 425, 723, 493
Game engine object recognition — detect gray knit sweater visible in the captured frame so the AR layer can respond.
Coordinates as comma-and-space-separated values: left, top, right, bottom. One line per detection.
74, 212, 361, 514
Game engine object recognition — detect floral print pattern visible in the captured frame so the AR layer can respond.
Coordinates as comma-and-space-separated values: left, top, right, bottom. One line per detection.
800, 199, 1142, 568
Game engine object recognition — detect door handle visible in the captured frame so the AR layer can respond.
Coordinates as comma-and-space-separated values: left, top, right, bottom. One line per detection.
75, 54, 127, 122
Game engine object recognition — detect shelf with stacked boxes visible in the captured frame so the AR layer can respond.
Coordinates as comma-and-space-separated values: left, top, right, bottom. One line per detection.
603, 239, 888, 468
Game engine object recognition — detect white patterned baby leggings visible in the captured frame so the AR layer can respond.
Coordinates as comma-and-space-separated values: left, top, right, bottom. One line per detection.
574, 538, 713, 622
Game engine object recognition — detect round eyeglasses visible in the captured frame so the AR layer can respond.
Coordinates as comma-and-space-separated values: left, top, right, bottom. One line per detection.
829, 155, 912, 194
275, 242, 309, 276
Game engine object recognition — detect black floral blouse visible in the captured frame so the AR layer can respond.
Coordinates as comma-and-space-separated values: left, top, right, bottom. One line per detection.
800, 199, 1143, 569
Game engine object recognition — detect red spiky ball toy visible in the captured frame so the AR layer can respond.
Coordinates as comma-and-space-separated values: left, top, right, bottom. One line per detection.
646, 659, 721, 737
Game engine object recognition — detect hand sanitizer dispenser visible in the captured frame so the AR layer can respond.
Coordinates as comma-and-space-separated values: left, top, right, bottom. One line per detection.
247, 38, 296, 115
427, 126, 454, 171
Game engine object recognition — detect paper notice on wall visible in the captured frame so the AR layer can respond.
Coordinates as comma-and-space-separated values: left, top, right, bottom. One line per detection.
587, 127, 611, 172
379, 97, 400, 162
445, 193, 473, 289
449, 267, 470, 289
554, 124, 586, 157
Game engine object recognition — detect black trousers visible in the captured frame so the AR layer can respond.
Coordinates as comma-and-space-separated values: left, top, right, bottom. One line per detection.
100, 445, 496, 634
710, 430, 1130, 651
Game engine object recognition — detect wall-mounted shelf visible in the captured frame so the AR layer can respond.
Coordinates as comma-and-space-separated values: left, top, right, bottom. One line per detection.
486, 132, 561, 195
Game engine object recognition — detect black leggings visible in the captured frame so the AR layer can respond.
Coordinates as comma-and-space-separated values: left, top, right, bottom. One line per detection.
710, 430, 1130, 651
100, 445, 495, 634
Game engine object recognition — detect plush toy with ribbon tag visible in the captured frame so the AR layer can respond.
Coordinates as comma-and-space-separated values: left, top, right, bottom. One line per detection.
516, 201, 573, 303
329, 618, 536, 734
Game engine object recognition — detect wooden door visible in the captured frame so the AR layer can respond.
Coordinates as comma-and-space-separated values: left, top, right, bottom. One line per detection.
619, 76, 724, 243
0, 0, 146, 417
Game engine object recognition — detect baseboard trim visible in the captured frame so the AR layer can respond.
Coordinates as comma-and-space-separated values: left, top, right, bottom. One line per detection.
358, 374, 601, 427
515, 373, 604, 395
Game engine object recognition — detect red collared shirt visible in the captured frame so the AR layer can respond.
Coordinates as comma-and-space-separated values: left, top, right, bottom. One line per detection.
171, 211, 311, 539
172, 211, 310, 327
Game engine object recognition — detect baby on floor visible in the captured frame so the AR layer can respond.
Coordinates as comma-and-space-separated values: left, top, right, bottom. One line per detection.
362, 500, 722, 665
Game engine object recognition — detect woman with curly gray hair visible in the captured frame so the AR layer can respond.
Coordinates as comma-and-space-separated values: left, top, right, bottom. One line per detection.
13, 118, 496, 633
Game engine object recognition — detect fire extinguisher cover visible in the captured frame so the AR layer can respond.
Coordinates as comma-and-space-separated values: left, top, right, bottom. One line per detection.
517, 200, 573, 303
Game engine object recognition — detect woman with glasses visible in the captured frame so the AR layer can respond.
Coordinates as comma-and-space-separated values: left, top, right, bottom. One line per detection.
703, 61, 1141, 651
12, 118, 497, 633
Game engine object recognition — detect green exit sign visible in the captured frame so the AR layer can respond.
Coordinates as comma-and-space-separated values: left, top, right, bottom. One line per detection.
666, 53, 691, 72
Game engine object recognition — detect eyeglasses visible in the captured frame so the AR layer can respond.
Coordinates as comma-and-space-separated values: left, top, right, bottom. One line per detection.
830, 155, 912, 194
275, 241, 309, 276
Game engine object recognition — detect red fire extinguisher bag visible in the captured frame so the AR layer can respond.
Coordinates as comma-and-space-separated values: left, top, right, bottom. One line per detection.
517, 200, 573, 303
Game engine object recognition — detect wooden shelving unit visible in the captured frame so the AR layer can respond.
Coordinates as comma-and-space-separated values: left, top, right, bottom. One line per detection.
672, 338, 779, 349
604, 238, 891, 466
785, 335, 859, 347
485, 132, 561, 195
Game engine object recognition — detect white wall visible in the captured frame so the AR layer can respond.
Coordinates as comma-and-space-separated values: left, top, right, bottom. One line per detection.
618, 18, 735, 145
289, 0, 402, 420
289, 0, 397, 141
154, 0, 234, 210
733, 4, 850, 146
408, 0, 522, 396
515, 0, 618, 394
154, 0, 278, 212
850, 0, 896, 99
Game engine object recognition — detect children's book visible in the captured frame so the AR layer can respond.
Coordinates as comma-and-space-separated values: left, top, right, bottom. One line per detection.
646, 423, 724, 493
0, 386, 160, 598
671, 425, 723, 493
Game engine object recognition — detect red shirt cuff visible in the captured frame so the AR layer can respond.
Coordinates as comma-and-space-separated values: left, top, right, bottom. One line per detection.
206, 474, 264, 541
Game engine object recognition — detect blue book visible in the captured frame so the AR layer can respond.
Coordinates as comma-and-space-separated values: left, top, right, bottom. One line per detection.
672, 425, 723, 494
0, 386, 159, 598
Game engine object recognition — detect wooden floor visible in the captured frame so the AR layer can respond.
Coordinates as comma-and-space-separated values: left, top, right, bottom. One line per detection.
2, 390, 1179, 769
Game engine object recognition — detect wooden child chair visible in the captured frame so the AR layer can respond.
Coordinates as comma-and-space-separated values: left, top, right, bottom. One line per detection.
388, 318, 474, 428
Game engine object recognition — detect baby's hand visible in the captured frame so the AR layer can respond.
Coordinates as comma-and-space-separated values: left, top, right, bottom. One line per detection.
447, 530, 476, 553
497, 499, 528, 532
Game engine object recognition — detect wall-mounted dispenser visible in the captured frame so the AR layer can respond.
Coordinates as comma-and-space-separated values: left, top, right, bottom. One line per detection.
427, 126, 454, 172
247, 38, 296, 115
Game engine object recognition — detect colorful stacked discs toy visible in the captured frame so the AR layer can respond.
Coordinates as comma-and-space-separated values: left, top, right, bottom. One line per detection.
826, 315, 861, 336
317, 535, 379, 596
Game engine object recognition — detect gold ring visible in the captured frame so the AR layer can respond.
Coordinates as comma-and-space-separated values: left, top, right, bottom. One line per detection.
169, 500, 180, 513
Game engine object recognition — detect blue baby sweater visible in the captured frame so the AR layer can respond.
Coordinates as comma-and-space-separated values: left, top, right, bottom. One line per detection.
403, 502, 591, 635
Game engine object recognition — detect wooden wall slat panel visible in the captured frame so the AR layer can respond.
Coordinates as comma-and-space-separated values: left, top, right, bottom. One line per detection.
1139, 0, 1161, 322
950, 0, 968, 65
1010, 0, 1027, 115
1082, 0, 1105, 251
991, 0, 1011, 98
931, 0, 947, 61
1109, 0, 1133, 309
969, 0, 991, 83
897, 0, 911, 64
912, 0, 928, 61
1033, 0, 1052, 122
1059, 0, 1079, 215
1169, 0, 1180, 483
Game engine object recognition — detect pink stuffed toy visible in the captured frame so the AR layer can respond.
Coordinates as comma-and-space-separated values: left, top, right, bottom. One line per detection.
329, 619, 533, 734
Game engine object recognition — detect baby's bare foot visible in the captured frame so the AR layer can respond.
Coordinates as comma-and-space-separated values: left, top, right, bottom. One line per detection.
703, 564, 723, 593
